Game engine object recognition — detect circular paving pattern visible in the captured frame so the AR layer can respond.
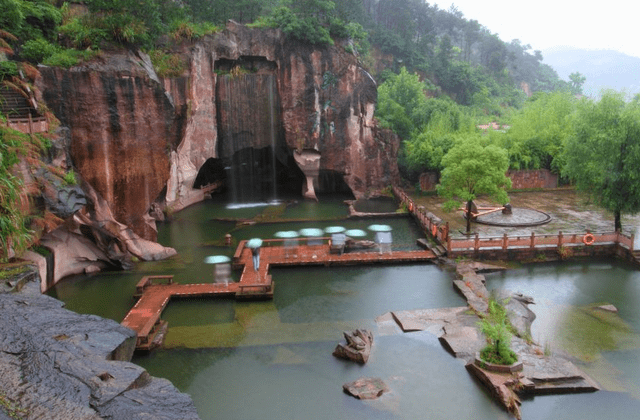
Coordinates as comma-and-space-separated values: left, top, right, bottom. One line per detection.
474, 207, 551, 227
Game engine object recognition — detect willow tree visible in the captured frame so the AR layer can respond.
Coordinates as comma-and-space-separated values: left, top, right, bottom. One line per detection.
563, 90, 640, 232
437, 136, 511, 233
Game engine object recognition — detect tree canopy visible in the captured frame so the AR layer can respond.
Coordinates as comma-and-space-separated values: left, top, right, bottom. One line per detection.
563, 90, 640, 231
437, 136, 511, 233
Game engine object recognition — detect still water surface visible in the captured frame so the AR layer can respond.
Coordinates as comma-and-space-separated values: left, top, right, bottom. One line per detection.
49, 198, 640, 419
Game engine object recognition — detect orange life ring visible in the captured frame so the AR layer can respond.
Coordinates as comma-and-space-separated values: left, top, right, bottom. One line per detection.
582, 233, 595, 245
431, 225, 437, 237
408, 202, 414, 212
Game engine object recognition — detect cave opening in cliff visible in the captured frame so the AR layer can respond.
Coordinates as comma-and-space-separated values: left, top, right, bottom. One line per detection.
317, 170, 355, 197
193, 158, 226, 189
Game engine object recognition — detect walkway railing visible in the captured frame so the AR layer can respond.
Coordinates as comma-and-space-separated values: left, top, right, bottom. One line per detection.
392, 186, 635, 255
446, 231, 634, 253
393, 186, 449, 243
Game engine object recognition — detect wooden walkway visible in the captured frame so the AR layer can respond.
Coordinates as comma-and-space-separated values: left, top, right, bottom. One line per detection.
121, 240, 436, 350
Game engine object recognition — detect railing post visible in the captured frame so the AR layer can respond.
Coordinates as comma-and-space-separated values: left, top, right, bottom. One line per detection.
558, 231, 563, 248
631, 233, 635, 252
530, 232, 535, 249
447, 236, 452, 253
502, 233, 508, 250
474, 233, 479, 251
445, 222, 449, 241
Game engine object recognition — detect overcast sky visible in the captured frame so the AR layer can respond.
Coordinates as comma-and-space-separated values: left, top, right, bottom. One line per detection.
434, 1, 640, 59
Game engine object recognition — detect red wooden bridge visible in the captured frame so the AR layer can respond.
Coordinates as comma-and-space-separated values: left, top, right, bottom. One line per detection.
121, 239, 437, 350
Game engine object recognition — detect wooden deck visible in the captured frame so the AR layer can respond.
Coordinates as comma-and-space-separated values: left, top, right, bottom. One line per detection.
122, 240, 436, 350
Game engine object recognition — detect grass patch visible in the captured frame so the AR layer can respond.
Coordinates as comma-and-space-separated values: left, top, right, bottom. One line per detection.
148, 50, 187, 78
0, 264, 28, 280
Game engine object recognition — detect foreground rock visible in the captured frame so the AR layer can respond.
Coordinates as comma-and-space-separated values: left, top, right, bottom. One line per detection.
343, 378, 389, 400
332, 329, 373, 364
0, 271, 199, 420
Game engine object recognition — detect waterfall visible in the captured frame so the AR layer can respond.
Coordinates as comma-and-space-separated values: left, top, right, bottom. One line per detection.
216, 71, 282, 206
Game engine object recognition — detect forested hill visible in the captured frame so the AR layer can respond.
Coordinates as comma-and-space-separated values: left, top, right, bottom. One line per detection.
1, 0, 573, 113
542, 47, 640, 97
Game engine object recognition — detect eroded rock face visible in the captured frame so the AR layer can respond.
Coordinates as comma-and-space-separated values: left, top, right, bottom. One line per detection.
37, 50, 184, 242
36, 22, 400, 246
0, 275, 199, 420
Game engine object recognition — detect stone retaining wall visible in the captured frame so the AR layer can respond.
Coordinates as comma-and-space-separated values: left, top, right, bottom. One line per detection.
419, 169, 558, 192
506, 169, 558, 189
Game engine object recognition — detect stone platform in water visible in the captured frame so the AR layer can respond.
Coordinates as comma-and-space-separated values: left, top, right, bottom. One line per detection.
476, 207, 551, 227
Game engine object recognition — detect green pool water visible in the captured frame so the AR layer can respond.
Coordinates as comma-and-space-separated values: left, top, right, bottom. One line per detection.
48, 198, 640, 419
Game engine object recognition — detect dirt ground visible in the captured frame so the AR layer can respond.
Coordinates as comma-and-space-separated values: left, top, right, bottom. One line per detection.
410, 188, 640, 242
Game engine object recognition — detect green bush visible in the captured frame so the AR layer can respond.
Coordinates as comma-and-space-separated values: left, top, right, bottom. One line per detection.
21, 38, 58, 63
0, 60, 19, 81
59, 16, 108, 49
0, 126, 33, 262
169, 19, 218, 41
43, 48, 99, 68
148, 50, 187, 78
63, 169, 77, 186
478, 299, 518, 365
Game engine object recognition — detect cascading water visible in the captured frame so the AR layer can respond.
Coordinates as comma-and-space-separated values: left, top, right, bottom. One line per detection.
216, 67, 282, 207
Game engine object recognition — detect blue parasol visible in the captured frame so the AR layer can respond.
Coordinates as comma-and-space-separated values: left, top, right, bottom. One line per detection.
299, 228, 324, 237
344, 229, 367, 237
324, 226, 346, 234
204, 255, 231, 264
274, 231, 299, 238
368, 224, 393, 232
246, 238, 263, 248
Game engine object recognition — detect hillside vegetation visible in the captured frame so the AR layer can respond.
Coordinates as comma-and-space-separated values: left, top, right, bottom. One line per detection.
3, 0, 637, 259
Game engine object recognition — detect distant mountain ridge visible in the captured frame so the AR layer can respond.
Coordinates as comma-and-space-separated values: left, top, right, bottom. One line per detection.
542, 47, 640, 97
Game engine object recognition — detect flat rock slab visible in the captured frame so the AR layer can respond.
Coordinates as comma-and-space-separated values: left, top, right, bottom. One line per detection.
439, 324, 484, 360
343, 377, 389, 400
390, 307, 469, 333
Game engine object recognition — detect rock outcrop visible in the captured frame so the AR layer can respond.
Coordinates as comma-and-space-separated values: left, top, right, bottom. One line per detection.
0, 269, 199, 420
332, 329, 374, 364
343, 377, 388, 400
36, 22, 400, 248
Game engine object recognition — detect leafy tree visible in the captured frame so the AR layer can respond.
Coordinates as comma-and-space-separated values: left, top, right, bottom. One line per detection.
563, 90, 640, 231
437, 136, 511, 233
498, 91, 576, 172
403, 97, 473, 173
568, 71, 586, 95
375, 67, 430, 139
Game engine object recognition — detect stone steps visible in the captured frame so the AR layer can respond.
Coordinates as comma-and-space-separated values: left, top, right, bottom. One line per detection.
0, 86, 37, 119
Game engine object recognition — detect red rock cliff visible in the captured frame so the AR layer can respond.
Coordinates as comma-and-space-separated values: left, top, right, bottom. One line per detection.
37, 22, 400, 241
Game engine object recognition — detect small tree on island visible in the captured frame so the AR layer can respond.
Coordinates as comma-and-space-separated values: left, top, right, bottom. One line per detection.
478, 299, 518, 366
437, 137, 512, 233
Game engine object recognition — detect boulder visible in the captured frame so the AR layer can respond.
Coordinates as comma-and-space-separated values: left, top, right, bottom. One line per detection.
332, 329, 373, 364
343, 377, 389, 400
